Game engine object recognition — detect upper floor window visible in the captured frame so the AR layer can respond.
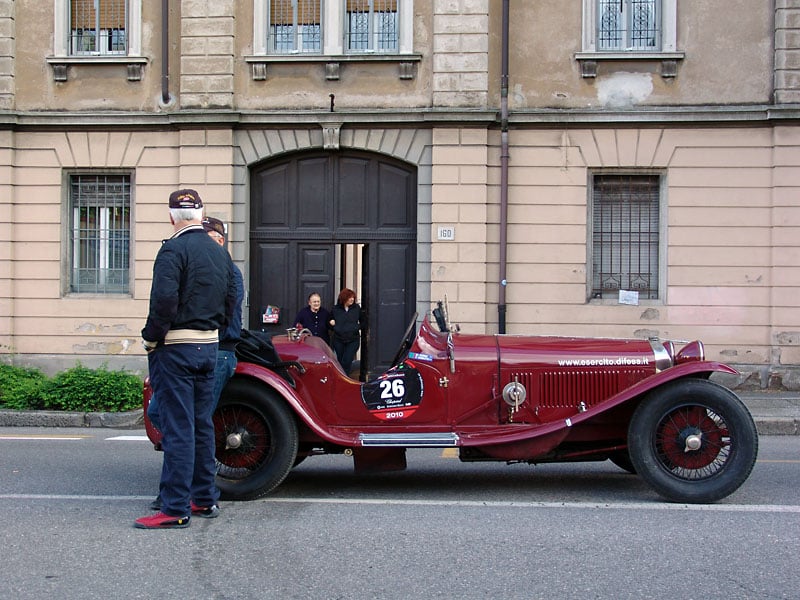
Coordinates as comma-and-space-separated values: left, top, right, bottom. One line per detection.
69, 174, 131, 294
346, 0, 398, 52
53, 0, 142, 58
269, 0, 321, 53
70, 0, 127, 55
589, 173, 663, 301
582, 0, 676, 54
255, 0, 412, 56
597, 0, 658, 51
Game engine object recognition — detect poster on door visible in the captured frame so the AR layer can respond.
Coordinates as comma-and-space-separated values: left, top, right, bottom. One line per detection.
360, 362, 423, 421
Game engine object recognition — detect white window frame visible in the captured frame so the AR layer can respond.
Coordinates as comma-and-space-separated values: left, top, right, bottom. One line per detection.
253, 0, 413, 56
581, 0, 676, 54
54, 0, 142, 58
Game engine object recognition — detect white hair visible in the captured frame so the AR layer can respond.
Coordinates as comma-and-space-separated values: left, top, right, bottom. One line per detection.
170, 207, 203, 223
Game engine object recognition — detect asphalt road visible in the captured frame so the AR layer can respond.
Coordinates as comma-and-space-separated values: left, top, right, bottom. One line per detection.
1, 428, 798, 600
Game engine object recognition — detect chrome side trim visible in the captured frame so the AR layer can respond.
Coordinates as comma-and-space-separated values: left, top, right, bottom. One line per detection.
649, 338, 674, 373
359, 432, 459, 447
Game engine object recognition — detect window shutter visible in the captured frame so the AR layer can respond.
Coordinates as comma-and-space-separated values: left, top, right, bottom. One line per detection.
270, 1, 321, 26
71, 0, 126, 29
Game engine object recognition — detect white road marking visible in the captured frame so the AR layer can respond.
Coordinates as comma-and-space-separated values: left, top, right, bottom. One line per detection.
0, 435, 90, 440
105, 435, 151, 441
1, 493, 799, 513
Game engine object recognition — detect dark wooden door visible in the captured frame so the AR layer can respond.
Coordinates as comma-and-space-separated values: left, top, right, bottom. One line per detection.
249, 150, 416, 376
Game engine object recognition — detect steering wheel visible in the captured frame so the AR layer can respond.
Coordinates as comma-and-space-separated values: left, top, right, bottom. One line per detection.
390, 312, 419, 368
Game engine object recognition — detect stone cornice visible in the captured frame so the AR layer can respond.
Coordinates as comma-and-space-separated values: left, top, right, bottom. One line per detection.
2, 105, 800, 129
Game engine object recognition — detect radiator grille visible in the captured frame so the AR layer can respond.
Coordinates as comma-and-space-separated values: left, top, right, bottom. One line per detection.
507, 370, 650, 409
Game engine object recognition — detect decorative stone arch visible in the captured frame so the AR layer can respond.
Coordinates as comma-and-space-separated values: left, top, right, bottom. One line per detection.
232, 124, 434, 326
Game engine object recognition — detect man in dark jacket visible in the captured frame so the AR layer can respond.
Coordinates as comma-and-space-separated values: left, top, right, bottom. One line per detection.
135, 189, 236, 530
146, 215, 244, 512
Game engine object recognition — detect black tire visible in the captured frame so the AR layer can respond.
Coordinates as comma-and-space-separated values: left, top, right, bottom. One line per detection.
628, 378, 758, 503
213, 378, 299, 500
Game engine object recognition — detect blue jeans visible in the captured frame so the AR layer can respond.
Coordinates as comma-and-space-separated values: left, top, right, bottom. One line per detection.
148, 349, 237, 431
147, 343, 219, 517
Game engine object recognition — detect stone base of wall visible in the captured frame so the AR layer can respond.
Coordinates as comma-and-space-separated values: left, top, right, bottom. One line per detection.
712, 364, 800, 392
5, 354, 148, 378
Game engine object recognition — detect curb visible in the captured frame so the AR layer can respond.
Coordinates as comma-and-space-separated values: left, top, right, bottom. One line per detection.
0, 409, 144, 429
754, 418, 799, 436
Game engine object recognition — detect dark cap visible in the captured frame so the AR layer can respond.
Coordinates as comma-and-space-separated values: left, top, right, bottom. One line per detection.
168, 189, 203, 209
202, 216, 225, 237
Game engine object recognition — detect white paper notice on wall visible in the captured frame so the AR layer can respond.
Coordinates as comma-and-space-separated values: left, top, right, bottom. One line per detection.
618, 290, 639, 305
437, 226, 455, 241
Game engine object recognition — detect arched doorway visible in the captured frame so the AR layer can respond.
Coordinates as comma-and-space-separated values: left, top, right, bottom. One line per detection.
249, 150, 417, 378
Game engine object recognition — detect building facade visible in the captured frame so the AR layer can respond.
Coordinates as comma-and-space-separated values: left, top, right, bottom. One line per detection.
1, 0, 799, 387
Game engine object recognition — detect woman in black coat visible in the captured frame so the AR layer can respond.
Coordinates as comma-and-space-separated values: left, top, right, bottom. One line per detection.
329, 288, 361, 375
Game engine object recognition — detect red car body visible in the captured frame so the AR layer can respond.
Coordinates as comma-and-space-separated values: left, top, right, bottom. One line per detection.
144, 306, 758, 504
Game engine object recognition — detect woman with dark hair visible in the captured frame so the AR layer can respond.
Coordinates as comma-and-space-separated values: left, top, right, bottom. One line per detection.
329, 288, 361, 375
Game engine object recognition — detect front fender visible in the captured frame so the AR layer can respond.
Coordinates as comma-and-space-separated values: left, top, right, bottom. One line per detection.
566, 361, 738, 428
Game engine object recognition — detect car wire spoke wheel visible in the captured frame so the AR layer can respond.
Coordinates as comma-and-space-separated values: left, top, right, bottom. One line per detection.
214, 403, 272, 474
655, 405, 728, 478
212, 378, 299, 500
628, 378, 758, 503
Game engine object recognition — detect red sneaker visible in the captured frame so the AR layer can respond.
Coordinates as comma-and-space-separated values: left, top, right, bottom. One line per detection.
190, 502, 220, 518
134, 512, 190, 529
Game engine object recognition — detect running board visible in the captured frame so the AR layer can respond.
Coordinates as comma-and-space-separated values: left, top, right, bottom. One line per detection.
359, 432, 459, 447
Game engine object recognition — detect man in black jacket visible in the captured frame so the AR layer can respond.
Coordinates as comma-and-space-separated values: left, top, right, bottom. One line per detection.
135, 189, 236, 530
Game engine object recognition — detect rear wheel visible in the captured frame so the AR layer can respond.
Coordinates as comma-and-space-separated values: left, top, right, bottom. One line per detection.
628, 379, 758, 503
213, 378, 298, 500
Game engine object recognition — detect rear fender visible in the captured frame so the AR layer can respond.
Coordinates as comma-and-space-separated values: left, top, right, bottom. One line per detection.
234, 362, 357, 446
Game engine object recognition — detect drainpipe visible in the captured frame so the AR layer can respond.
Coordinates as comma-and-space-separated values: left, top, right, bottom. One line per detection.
498, 0, 510, 334
161, 0, 170, 105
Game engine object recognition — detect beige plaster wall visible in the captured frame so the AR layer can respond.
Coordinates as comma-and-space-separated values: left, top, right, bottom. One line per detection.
0, 128, 237, 368
429, 124, 800, 381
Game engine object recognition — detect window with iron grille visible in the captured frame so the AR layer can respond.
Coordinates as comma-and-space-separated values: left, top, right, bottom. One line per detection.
268, 0, 322, 53
69, 174, 131, 294
591, 174, 661, 300
346, 0, 398, 52
597, 0, 660, 51
70, 0, 127, 55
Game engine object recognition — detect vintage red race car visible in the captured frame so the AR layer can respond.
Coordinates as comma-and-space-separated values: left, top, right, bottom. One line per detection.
143, 301, 758, 504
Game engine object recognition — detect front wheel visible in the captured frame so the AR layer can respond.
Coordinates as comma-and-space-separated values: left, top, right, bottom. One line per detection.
213, 378, 299, 500
628, 379, 758, 503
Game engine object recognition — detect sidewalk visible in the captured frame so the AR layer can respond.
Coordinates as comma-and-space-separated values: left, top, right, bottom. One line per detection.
737, 391, 800, 436
0, 391, 798, 434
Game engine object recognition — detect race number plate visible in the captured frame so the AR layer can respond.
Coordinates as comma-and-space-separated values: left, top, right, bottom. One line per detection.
360, 362, 423, 421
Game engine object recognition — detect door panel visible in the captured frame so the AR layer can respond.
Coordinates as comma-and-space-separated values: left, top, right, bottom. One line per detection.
370, 242, 416, 367
249, 241, 292, 335
298, 244, 335, 313
297, 157, 331, 229
377, 162, 415, 228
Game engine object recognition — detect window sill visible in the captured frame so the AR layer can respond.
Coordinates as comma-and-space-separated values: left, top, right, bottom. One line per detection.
575, 51, 685, 78
244, 53, 422, 81
46, 56, 149, 82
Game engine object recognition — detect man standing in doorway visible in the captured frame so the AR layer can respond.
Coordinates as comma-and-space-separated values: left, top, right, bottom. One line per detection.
136, 189, 236, 529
